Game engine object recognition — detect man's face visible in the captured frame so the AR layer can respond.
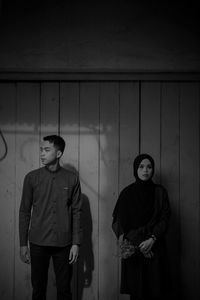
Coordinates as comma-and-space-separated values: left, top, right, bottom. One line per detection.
40, 140, 61, 166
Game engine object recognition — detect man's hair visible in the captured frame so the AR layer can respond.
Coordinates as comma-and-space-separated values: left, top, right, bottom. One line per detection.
43, 135, 66, 154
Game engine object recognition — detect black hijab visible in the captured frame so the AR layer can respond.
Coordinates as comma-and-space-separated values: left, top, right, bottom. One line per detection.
112, 154, 155, 238
133, 153, 155, 181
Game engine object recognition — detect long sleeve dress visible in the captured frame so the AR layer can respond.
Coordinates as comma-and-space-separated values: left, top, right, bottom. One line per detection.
112, 182, 171, 299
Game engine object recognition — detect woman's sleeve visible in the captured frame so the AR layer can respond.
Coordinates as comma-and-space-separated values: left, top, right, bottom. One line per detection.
112, 195, 123, 238
151, 188, 171, 239
126, 227, 146, 246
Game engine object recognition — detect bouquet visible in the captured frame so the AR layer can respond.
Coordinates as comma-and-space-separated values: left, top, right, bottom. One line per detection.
119, 239, 138, 259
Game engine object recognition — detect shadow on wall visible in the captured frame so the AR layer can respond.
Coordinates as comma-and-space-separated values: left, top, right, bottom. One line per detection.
161, 173, 181, 299
63, 163, 94, 300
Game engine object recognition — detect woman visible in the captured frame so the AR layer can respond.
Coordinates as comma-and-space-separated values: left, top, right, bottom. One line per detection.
112, 154, 171, 300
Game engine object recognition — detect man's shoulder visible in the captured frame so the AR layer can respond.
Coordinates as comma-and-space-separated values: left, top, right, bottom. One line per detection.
25, 167, 44, 179
60, 167, 79, 181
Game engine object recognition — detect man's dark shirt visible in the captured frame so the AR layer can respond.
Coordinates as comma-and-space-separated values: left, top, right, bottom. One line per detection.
19, 166, 82, 247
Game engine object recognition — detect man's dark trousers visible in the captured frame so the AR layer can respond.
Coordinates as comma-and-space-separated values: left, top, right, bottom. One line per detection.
30, 243, 72, 300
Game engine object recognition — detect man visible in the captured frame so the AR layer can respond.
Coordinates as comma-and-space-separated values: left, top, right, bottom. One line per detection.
19, 135, 82, 300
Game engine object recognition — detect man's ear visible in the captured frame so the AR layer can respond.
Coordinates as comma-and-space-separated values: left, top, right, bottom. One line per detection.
57, 150, 62, 159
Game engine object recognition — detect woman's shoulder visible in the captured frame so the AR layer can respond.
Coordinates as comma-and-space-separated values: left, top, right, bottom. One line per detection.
154, 183, 168, 192
119, 182, 135, 196
119, 183, 135, 197
154, 184, 170, 203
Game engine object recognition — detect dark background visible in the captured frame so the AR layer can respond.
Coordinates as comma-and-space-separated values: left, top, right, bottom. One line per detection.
0, 0, 199, 71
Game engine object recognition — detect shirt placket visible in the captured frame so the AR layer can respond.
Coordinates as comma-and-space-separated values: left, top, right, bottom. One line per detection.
51, 175, 58, 244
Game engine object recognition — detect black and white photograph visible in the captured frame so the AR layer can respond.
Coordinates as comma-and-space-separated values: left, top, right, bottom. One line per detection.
0, 1, 200, 299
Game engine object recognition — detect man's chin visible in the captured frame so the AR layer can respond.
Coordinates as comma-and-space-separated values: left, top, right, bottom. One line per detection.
42, 160, 57, 167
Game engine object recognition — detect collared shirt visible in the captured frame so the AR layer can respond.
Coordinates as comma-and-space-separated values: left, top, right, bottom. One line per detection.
19, 166, 82, 247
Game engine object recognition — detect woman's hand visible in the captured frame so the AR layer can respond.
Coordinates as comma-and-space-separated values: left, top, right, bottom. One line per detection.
143, 250, 154, 259
139, 238, 155, 257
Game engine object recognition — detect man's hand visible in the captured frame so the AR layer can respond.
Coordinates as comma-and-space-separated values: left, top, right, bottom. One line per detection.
20, 246, 31, 264
69, 245, 79, 264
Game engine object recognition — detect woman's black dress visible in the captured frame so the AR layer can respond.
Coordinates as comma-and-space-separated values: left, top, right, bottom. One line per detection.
112, 182, 171, 300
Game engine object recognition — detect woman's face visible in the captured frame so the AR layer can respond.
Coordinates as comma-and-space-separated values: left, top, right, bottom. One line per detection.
137, 158, 153, 181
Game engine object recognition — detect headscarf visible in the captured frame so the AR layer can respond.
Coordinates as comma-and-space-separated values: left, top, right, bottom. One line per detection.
133, 153, 155, 182
112, 154, 155, 239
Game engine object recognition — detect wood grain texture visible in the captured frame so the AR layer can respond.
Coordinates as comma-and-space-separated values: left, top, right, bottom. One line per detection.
0, 83, 16, 300
140, 82, 161, 182
99, 82, 119, 300
60, 82, 80, 300
40, 82, 59, 300
180, 82, 200, 300
0, 80, 199, 300
160, 82, 180, 297
60, 82, 79, 170
118, 82, 140, 300
15, 83, 40, 300
40, 82, 59, 139
79, 82, 99, 300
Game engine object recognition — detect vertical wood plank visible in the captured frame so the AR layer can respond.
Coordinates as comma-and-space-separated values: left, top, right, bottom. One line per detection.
60, 82, 79, 170
40, 82, 59, 139
0, 78, 199, 300
40, 82, 59, 300
118, 82, 140, 300
140, 82, 161, 182
99, 82, 119, 300
180, 82, 200, 300
59, 82, 79, 300
15, 82, 40, 300
79, 82, 99, 300
119, 82, 140, 189
160, 82, 180, 298
0, 83, 16, 300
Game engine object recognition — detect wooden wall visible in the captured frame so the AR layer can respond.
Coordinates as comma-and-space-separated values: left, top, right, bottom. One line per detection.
0, 80, 199, 300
